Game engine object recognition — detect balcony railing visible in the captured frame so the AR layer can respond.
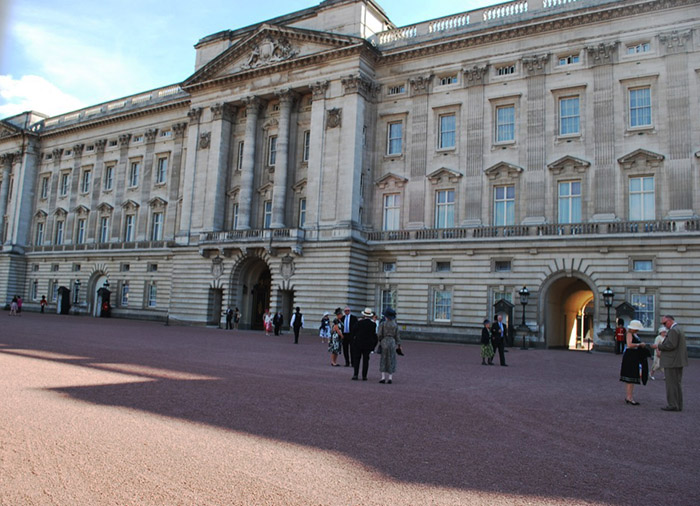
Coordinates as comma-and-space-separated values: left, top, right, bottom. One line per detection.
25, 240, 176, 253
199, 228, 305, 243
365, 219, 700, 242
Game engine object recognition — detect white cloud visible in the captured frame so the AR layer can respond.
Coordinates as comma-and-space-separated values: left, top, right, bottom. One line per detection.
0, 74, 85, 117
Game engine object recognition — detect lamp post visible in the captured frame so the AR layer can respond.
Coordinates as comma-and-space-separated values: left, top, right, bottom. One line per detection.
603, 286, 614, 331
518, 286, 529, 350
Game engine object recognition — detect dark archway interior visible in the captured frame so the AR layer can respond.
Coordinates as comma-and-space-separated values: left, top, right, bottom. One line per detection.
545, 277, 594, 348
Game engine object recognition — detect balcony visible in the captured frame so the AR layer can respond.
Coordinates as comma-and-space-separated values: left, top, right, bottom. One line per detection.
198, 228, 305, 243
25, 240, 176, 253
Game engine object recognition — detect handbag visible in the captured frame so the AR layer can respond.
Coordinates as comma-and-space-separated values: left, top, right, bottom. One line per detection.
396, 346, 404, 356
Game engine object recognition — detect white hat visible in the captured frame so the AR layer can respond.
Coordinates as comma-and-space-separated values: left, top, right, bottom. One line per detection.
323, 311, 329, 317
361, 307, 374, 317
658, 326, 667, 333
628, 320, 644, 331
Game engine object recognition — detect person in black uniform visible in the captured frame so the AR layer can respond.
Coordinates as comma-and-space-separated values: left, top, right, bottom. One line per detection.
351, 308, 378, 381
491, 314, 508, 366
341, 306, 358, 366
290, 307, 303, 344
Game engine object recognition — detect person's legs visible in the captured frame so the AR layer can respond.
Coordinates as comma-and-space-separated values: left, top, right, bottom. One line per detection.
343, 339, 351, 366
664, 368, 682, 410
351, 345, 360, 378
361, 350, 370, 379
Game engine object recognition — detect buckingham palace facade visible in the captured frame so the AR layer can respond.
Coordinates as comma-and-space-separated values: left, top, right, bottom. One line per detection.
1, 0, 699, 348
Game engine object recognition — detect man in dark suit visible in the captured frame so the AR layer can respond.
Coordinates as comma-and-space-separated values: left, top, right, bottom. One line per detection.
341, 306, 358, 366
655, 315, 688, 411
351, 308, 378, 381
491, 314, 508, 366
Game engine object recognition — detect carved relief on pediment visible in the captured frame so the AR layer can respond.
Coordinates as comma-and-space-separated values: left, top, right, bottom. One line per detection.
242, 35, 298, 70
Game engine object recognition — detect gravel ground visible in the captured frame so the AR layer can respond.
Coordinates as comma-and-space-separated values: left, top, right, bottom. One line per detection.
1, 312, 698, 506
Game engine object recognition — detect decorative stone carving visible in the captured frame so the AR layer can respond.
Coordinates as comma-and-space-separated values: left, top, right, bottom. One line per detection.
291, 178, 307, 195
341, 74, 380, 100
94, 139, 107, 152
280, 254, 295, 280
199, 131, 211, 149
326, 108, 342, 129
0, 152, 16, 166
427, 167, 463, 185
547, 156, 591, 175
375, 172, 408, 190
659, 29, 692, 54
172, 122, 187, 137
145, 129, 159, 143
522, 54, 550, 75
188, 107, 202, 122
52, 148, 64, 160
310, 81, 329, 100
72, 143, 85, 156
484, 161, 524, 181
211, 102, 236, 121
211, 256, 224, 280
410, 74, 433, 95
586, 42, 618, 66
463, 65, 489, 86
243, 96, 262, 113
148, 197, 167, 210
242, 35, 297, 69
617, 149, 664, 170
118, 133, 131, 146
262, 118, 279, 131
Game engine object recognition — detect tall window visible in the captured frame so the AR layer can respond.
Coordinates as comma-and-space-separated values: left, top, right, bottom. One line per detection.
124, 214, 134, 242
104, 165, 114, 190
236, 141, 244, 170
35, 222, 44, 245
559, 97, 580, 136
263, 201, 272, 228
121, 281, 129, 306
435, 190, 455, 229
496, 105, 515, 142
439, 114, 456, 149
494, 185, 515, 226
31, 280, 38, 300
99, 216, 110, 243
383, 194, 400, 231
558, 181, 581, 224
128, 161, 140, 187
55, 220, 64, 245
381, 289, 396, 313
60, 173, 70, 196
51, 279, 59, 302
155, 157, 168, 184
268, 136, 277, 166
76, 219, 86, 244
302, 130, 310, 162
147, 283, 157, 307
232, 203, 239, 230
298, 198, 306, 228
73, 280, 80, 304
387, 122, 403, 155
151, 212, 163, 241
433, 289, 452, 321
629, 176, 654, 221
631, 293, 654, 329
40, 177, 49, 199
80, 170, 91, 193
629, 87, 651, 128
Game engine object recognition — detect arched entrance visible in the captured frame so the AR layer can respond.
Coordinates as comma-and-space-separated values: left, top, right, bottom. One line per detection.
542, 274, 596, 349
229, 256, 271, 330
88, 273, 110, 317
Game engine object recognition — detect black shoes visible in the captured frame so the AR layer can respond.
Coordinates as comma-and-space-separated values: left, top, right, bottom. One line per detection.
661, 406, 680, 411
625, 399, 640, 406
379, 379, 386, 384
351, 376, 358, 380
387, 380, 392, 384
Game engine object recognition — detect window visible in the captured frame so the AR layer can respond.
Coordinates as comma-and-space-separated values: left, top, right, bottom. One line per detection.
633, 259, 653, 272
99, 216, 110, 243
302, 131, 310, 162
60, 173, 70, 196
382, 194, 400, 231
439, 114, 456, 149
559, 97, 580, 136
382, 262, 396, 273
72, 264, 81, 272
439, 75, 457, 86
76, 219, 86, 244
298, 198, 306, 228
629, 176, 654, 221
151, 212, 163, 241
631, 293, 654, 329
148, 283, 157, 308
155, 157, 168, 184
493, 290, 513, 306
236, 141, 244, 170
388, 85, 405, 95
108, 140, 118, 147
86, 145, 94, 152
232, 203, 239, 230
40, 177, 49, 199
80, 169, 91, 193
558, 54, 580, 66
128, 161, 140, 187
51, 280, 58, 302
494, 261, 512, 272
629, 87, 651, 128
494, 185, 515, 226
435, 261, 451, 272
381, 289, 396, 313
627, 42, 650, 54
124, 215, 134, 242
55, 220, 64, 245
268, 136, 277, 166
433, 288, 452, 321
147, 263, 158, 272
51, 263, 59, 272
159, 130, 172, 138
104, 165, 114, 190
435, 190, 455, 229
496, 64, 515, 76
72, 280, 80, 304
496, 105, 515, 143
31, 280, 38, 301
387, 122, 403, 155
263, 201, 272, 229
121, 281, 129, 306
32, 264, 39, 272
35, 222, 44, 245
120, 263, 130, 272
558, 181, 582, 224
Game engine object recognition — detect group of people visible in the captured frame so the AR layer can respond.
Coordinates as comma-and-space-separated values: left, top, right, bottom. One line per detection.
480, 314, 509, 366
224, 307, 241, 330
9, 295, 22, 316
619, 315, 688, 412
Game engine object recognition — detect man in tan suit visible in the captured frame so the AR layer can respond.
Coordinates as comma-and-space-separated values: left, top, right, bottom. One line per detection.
654, 315, 688, 412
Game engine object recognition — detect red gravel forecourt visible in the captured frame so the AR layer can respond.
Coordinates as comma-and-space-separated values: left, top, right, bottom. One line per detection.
1, 312, 698, 506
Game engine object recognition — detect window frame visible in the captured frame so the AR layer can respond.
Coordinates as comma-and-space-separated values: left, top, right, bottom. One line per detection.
493, 185, 515, 227
382, 193, 401, 231
151, 211, 163, 241
267, 135, 277, 167
124, 214, 135, 242
386, 121, 403, 156
302, 130, 310, 163
630, 291, 655, 330
155, 155, 168, 185
98, 216, 110, 243
128, 159, 141, 188
438, 113, 457, 150
103, 164, 114, 191
434, 189, 455, 229
76, 218, 86, 244
80, 168, 92, 194
628, 175, 655, 221
432, 287, 453, 323
557, 180, 582, 224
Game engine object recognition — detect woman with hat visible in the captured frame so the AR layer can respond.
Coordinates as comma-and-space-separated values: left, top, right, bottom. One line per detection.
328, 308, 344, 366
377, 307, 401, 384
319, 312, 331, 344
351, 308, 378, 381
650, 325, 667, 380
481, 319, 495, 365
619, 319, 649, 405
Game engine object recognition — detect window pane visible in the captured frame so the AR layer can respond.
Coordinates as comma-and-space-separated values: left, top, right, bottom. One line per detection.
496, 106, 515, 142
439, 114, 456, 149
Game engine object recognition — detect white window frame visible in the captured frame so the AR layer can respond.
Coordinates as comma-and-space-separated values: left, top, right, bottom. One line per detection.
495, 105, 515, 143
435, 189, 455, 229
76, 218, 86, 244
558, 96, 580, 137
54, 220, 64, 245
155, 156, 168, 185
151, 212, 163, 241
558, 180, 582, 224
382, 193, 401, 231
104, 165, 114, 191
630, 292, 655, 329
558, 54, 580, 66
267, 136, 277, 166
124, 214, 135, 242
380, 288, 397, 313
128, 160, 140, 188
628, 87, 652, 129
629, 176, 655, 221
121, 281, 129, 306
626, 42, 650, 54
302, 130, 310, 162
263, 200, 272, 229
386, 121, 403, 156
493, 185, 515, 226
438, 113, 456, 150
99, 216, 110, 243
432, 288, 452, 322
40, 176, 49, 199
298, 198, 306, 228
80, 169, 91, 194
35, 221, 45, 245
236, 141, 244, 170
147, 283, 157, 308
232, 203, 239, 230
59, 173, 70, 197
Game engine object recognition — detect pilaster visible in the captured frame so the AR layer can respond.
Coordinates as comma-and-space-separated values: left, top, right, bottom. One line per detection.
178, 108, 202, 243
87, 139, 107, 241
110, 133, 131, 240
408, 74, 433, 228
270, 90, 295, 228
304, 81, 329, 229
205, 102, 236, 232
463, 65, 488, 226
524, 54, 549, 223
237, 97, 262, 230
65, 143, 85, 242
137, 129, 159, 239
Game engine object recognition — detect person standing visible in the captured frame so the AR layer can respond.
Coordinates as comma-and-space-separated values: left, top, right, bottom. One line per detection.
319, 312, 331, 344
377, 307, 401, 384
653, 315, 688, 412
614, 318, 626, 355
650, 326, 666, 380
234, 307, 240, 330
40, 295, 47, 313
351, 308, 377, 381
273, 311, 282, 336
263, 309, 273, 336
328, 308, 343, 366
290, 307, 304, 344
341, 307, 358, 367
619, 319, 648, 405
16, 295, 22, 315
481, 319, 495, 365
490, 314, 508, 366
9, 296, 18, 316
225, 306, 234, 330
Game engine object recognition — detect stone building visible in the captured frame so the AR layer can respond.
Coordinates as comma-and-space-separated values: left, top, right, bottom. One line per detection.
1, 0, 699, 349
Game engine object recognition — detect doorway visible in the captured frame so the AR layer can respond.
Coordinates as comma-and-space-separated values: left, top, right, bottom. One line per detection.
229, 256, 271, 330
543, 276, 595, 349
207, 288, 223, 327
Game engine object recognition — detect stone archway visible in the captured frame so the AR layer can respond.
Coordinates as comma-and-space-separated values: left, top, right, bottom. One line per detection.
229, 256, 271, 330
541, 274, 597, 349
88, 272, 109, 317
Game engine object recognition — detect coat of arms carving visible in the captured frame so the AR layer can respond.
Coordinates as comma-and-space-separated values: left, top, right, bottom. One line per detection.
243, 36, 298, 69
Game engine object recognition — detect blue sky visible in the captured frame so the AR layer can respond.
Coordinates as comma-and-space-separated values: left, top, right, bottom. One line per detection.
0, 0, 494, 118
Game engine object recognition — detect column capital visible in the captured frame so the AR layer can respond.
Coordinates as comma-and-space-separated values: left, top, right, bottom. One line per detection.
211, 102, 236, 121
462, 64, 489, 87
145, 128, 159, 143
409, 74, 433, 95
274, 89, 297, 106
172, 122, 188, 137
52, 148, 64, 160
309, 81, 329, 100
94, 139, 107, 152
0, 152, 17, 166
243, 96, 262, 112
118, 133, 132, 146
188, 107, 203, 122
522, 54, 550, 76
341, 74, 380, 100
72, 143, 85, 156
659, 29, 693, 55
586, 41, 618, 66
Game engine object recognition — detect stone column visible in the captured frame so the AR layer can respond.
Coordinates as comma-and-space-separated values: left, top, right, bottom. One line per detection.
110, 133, 131, 239
166, 122, 187, 239
137, 128, 158, 239
46, 148, 63, 243
463, 65, 488, 226
177, 107, 202, 243
65, 143, 84, 242
304, 81, 329, 229
88, 139, 107, 241
270, 89, 295, 229
408, 74, 432, 228
237, 96, 261, 230
205, 103, 236, 232
0, 153, 14, 243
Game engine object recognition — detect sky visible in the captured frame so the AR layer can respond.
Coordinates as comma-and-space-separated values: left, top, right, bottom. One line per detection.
0, 0, 495, 119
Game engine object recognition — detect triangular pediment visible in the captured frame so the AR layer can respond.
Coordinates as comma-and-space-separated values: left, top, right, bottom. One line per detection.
291, 178, 307, 194
73, 205, 90, 216
34, 209, 48, 219
97, 202, 113, 213
617, 149, 664, 170
375, 172, 408, 190
0, 120, 21, 139
427, 167, 463, 185
54, 207, 68, 217
121, 199, 140, 211
484, 162, 523, 181
547, 155, 590, 175
183, 25, 365, 89
148, 197, 167, 209
257, 182, 274, 197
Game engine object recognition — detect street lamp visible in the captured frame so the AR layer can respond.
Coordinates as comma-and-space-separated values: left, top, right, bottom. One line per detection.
518, 286, 529, 349
103, 280, 110, 289
603, 286, 614, 331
